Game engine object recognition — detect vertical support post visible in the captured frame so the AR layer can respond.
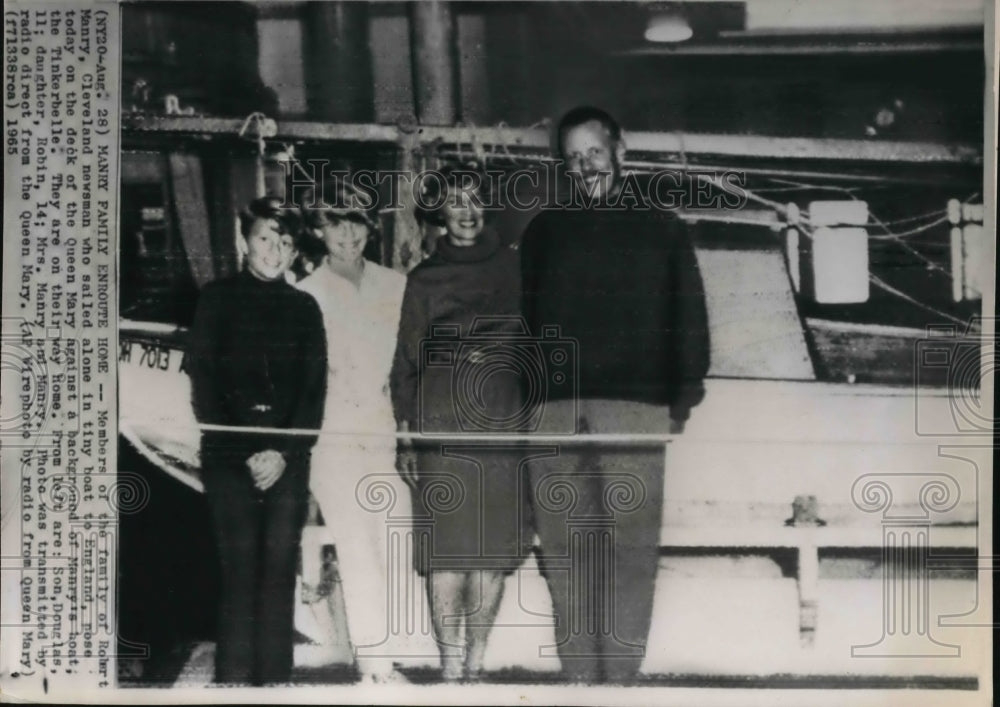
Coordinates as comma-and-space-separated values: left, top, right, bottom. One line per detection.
960, 201, 985, 301
787, 495, 824, 647
947, 198, 964, 302
167, 154, 215, 287
391, 132, 422, 272
785, 202, 801, 294
302, 1, 374, 122
410, 0, 459, 126
797, 541, 819, 647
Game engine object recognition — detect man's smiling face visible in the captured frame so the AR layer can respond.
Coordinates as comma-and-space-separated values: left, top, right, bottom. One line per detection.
561, 119, 624, 201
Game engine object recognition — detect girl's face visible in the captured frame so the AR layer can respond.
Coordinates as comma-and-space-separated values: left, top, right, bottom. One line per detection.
244, 217, 296, 281
441, 187, 485, 247
319, 218, 369, 263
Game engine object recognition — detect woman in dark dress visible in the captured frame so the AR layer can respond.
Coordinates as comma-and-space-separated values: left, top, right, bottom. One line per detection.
186, 197, 327, 685
390, 165, 530, 681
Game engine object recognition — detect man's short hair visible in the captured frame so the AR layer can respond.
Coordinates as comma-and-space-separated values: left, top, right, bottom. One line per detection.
239, 196, 301, 239
556, 106, 623, 154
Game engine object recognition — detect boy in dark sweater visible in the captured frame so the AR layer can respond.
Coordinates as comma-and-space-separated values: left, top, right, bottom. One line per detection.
186, 197, 327, 684
521, 107, 710, 683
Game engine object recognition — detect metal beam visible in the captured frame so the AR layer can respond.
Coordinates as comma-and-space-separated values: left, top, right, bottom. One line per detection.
121, 115, 983, 165
617, 39, 982, 56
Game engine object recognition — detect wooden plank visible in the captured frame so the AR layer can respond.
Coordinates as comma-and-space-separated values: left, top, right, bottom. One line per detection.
659, 524, 977, 548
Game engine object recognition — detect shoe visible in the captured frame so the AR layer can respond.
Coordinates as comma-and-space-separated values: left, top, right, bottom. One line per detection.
362, 668, 410, 685
462, 669, 484, 684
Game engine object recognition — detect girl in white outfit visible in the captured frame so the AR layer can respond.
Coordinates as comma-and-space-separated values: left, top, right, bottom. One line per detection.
297, 194, 428, 683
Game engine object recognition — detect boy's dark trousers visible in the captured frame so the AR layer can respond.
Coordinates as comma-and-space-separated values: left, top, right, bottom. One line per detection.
202, 451, 310, 685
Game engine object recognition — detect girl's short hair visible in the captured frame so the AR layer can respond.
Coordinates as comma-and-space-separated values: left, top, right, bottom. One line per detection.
299, 180, 385, 265
416, 162, 491, 227
302, 180, 378, 234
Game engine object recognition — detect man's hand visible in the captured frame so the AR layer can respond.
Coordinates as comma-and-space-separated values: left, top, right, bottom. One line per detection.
669, 418, 686, 435
395, 421, 418, 487
396, 445, 418, 488
247, 449, 286, 491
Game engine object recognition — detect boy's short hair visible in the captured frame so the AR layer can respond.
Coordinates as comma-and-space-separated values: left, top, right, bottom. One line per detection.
556, 106, 623, 153
239, 196, 302, 240
415, 162, 491, 227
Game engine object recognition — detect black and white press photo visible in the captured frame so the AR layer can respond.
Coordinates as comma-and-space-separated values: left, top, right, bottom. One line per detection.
1, 0, 994, 704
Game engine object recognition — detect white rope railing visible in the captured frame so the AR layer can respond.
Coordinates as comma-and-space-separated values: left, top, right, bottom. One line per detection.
121, 418, 681, 444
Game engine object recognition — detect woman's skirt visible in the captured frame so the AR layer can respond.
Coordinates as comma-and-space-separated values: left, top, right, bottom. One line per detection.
412, 444, 534, 576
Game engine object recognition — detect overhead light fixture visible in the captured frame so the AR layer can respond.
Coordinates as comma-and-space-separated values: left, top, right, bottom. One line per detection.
645, 13, 693, 43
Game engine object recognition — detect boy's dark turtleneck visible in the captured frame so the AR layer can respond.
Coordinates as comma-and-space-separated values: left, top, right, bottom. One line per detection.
186, 268, 328, 461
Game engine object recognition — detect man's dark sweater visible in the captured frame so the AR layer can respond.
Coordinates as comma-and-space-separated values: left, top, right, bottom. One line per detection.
186, 269, 328, 466
520, 207, 710, 420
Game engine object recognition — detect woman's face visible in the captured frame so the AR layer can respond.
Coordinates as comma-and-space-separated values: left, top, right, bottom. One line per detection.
319, 218, 369, 263
441, 187, 484, 247
244, 217, 296, 281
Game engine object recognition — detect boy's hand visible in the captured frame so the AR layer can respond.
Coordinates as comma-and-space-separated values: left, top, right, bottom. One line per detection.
247, 449, 286, 491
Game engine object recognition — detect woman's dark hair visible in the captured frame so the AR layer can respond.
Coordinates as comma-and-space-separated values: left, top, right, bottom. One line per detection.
415, 162, 491, 227
238, 196, 302, 239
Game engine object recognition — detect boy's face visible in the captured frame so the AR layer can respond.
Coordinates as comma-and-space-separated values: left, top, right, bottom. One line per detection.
244, 217, 297, 281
